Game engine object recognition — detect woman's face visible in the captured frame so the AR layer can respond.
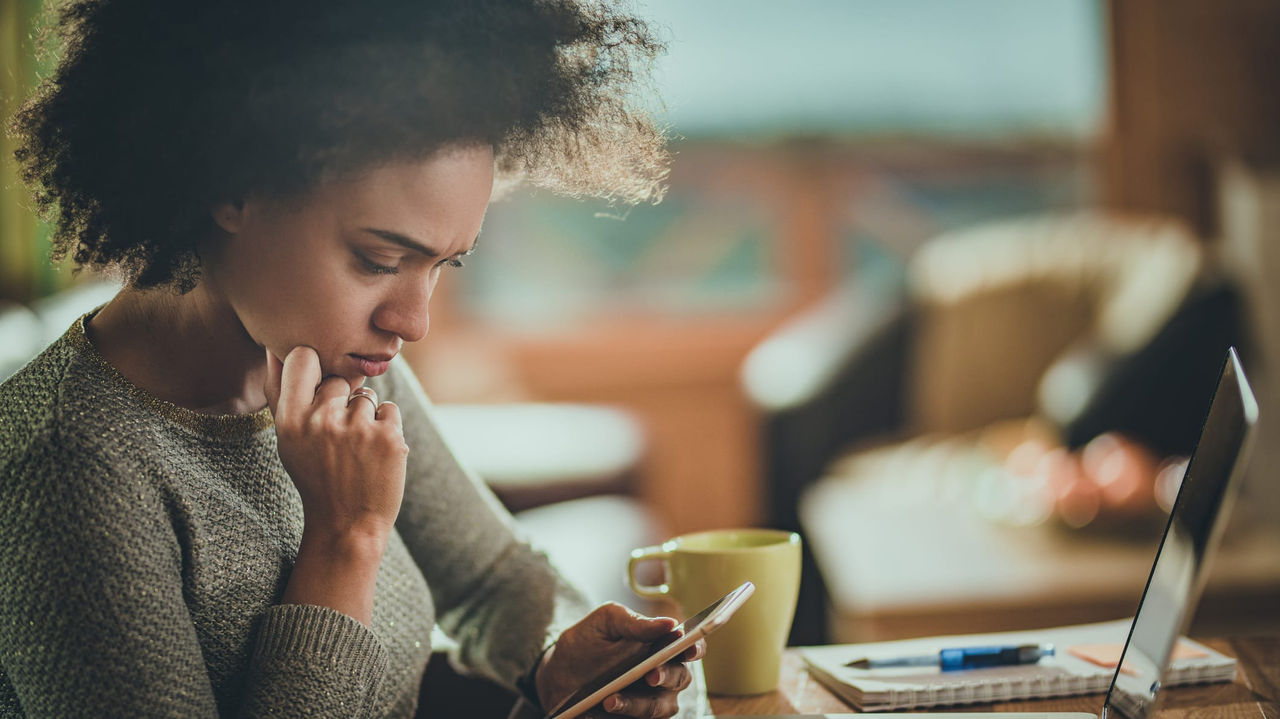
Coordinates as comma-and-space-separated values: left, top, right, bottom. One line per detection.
205, 144, 493, 386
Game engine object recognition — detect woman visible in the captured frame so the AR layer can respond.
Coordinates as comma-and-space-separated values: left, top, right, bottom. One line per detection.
0, 0, 698, 716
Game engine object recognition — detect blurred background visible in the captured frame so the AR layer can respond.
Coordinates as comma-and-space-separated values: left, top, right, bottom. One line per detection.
3, 0, 1279, 647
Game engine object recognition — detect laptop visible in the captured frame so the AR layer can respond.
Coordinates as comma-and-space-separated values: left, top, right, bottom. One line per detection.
736, 346, 1257, 719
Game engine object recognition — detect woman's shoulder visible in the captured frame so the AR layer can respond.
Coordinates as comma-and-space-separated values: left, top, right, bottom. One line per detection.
0, 324, 151, 492
1, 327, 84, 457
0, 350, 180, 554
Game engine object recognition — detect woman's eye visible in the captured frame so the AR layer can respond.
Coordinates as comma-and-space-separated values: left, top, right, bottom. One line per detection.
444, 258, 466, 269
357, 254, 399, 275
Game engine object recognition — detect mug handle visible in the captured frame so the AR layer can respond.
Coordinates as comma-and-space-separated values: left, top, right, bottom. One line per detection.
627, 545, 672, 599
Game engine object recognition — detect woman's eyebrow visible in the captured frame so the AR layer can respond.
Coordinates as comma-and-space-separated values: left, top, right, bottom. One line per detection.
360, 227, 478, 257
360, 228, 440, 257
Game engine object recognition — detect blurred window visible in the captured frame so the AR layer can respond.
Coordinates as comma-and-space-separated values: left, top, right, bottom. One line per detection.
452, 1, 1107, 328
647, 0, 1105, 139
466, 156, 787, 329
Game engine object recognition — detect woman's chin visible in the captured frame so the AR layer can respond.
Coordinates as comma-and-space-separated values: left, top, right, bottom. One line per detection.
318, 369, 366, 392
334, 374, 367, 392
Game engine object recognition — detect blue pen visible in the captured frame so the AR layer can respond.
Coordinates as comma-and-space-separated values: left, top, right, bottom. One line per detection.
845, 643, 1055, 671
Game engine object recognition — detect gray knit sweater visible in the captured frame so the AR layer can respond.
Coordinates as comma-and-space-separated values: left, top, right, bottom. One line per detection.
0, 313, 590, 717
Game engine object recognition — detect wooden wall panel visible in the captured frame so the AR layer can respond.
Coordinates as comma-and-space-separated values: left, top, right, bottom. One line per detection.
1104, 0, 1280, 235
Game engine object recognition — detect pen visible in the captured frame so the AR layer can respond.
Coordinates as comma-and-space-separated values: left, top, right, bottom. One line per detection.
845, 643, 1055, 671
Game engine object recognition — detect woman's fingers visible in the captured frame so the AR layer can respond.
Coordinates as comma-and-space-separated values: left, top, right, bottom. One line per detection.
681, 639, 706, 662
276, 346, 322, 422
645, 662, 692, 691
264, 348, 284, 414
314, 376, 350, 405
602, 685, 681, 718
346, 386, 379, 419
375, 401, 402, 431
263, 345, 408, 543
597, 603, 679, 642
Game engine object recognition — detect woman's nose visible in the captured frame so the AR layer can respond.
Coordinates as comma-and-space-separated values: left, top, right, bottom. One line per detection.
373, 284, 432, 343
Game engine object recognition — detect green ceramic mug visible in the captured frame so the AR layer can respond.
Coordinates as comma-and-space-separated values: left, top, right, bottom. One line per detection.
627, 528, 801, 695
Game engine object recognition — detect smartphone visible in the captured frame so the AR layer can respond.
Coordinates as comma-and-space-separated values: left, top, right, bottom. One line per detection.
544, 581, 755, 719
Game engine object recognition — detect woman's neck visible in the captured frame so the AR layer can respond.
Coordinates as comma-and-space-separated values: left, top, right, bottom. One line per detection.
88, 284, 269, 415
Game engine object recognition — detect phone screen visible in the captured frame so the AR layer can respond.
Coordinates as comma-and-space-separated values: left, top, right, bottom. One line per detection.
545, 584, 748, 717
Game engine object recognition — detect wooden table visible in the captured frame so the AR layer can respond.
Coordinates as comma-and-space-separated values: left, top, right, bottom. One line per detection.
801, 449, 1280, 644
708, 636, 1279, 717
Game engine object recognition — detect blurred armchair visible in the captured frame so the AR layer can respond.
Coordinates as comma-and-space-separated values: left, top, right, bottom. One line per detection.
742, 213, 1247, 644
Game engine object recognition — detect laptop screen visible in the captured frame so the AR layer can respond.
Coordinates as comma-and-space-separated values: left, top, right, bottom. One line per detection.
1103, 348, 1257, 719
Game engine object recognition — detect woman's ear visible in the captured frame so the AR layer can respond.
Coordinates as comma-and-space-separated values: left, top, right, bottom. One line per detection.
211, 200, 246, 234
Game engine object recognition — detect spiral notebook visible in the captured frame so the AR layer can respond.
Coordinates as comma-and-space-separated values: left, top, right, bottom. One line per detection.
800, 619, 1236, 711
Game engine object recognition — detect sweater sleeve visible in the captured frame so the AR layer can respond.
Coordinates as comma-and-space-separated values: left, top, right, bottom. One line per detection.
0, 425, 388, 718
239, 604, 387, 717
375, 359, 592, 691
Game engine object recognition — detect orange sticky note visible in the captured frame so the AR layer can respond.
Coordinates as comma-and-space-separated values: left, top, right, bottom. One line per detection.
1068, 641, 1209, 675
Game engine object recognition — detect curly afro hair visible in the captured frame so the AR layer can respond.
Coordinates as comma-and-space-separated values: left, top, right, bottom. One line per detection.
9, 0, 669, 291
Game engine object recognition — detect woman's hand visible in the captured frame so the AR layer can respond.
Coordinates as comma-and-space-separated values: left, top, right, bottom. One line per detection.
265, 346, 409, 624
265, 345, 408, 537
536, 604, 705, 719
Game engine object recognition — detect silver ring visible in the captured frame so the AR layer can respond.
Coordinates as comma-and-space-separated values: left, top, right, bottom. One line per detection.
347, 387, 379, 411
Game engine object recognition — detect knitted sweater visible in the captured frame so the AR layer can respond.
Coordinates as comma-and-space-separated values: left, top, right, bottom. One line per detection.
0, 312, 590, 717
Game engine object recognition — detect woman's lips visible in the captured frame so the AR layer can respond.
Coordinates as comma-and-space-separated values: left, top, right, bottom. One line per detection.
351, 354, 393, 377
